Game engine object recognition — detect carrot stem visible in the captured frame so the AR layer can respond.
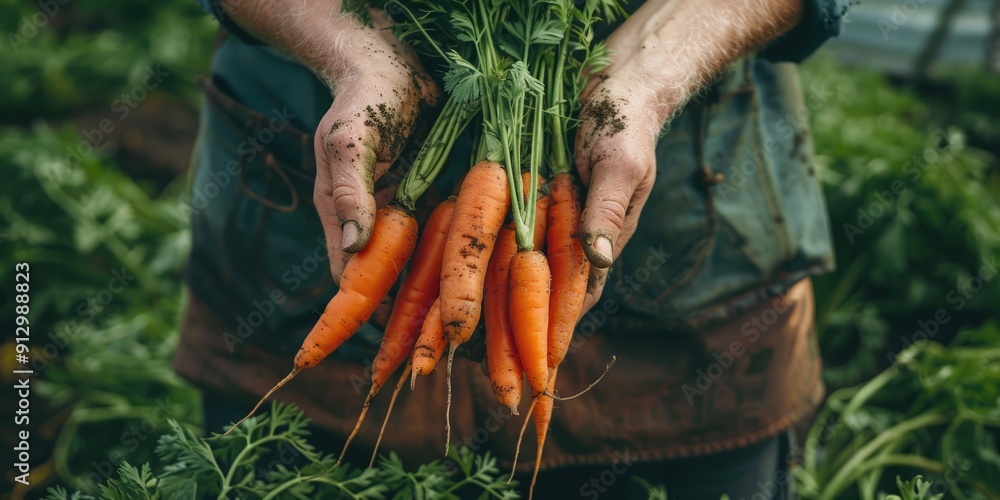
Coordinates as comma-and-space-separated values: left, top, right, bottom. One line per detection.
396, 96, 476, 210
548, 31, 571, 174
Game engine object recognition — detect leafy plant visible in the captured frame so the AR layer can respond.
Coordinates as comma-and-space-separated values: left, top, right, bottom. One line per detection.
632, 477, 669, 500
801, 53, 1000, 387
880, 476, 944, 500
797, 323, 1000, 499
44, 403, 519, 500
0, 124, 198, 494
0, 0, 215, 119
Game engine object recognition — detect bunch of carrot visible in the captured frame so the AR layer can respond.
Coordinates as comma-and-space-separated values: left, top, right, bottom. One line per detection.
226, 1, 623, 496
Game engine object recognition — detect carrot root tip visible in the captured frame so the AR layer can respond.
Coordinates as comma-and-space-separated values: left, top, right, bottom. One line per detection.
508, 395, 539, 483
550, 355, 616, 401
222, 366, 301, 437
338, 402, 370, 464
372, 364, 411, 469
444, 343, 457, 457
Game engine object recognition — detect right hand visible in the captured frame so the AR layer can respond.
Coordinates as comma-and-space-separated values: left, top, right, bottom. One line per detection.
574, 71, 660, 317
572, 17, 667, 317
313, 8, 439, 281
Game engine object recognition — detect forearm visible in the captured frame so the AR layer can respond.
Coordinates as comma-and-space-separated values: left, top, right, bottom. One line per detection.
216, 0, 370, 85
606, 0, 804, 126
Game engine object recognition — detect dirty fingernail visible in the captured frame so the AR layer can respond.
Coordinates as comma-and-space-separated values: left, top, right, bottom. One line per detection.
593, 235, 613, 267
341, 220, 360, 250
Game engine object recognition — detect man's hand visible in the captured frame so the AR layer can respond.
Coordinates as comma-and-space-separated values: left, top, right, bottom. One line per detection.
216, 1, 438, 281
574, 0, 803, 315
312, 10, 438, 281
575, 70, 658, 315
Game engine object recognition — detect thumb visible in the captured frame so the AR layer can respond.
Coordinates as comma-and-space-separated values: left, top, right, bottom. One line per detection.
315, 117, 378, 259
578, 156, 648, 269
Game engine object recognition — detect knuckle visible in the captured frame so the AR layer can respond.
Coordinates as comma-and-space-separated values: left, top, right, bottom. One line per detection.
615, 153, 648, 179
582, 199, 628, 236
422, 80, 442, 103
330, 183, 363, 212
312, 179, 334, 211
324, 130, 362, 160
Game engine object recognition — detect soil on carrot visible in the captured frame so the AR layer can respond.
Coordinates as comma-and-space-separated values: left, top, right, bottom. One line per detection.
492, 382, 518, 401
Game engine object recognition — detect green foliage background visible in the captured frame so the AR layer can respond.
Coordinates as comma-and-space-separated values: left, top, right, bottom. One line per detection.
1, 0, 998, 498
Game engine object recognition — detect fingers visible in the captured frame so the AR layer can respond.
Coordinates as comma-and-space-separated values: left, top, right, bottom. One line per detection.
579, 265, 609, 320
370, 293, 395, 330
577, 142, 655, 269
373, 182, 399, 208
314, 174, 352, 284
315, 113, 379, 252
316, 175, 399, 285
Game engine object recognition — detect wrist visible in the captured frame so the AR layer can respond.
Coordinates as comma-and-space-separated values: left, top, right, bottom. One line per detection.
644, 65, 691, 127
218, 0, 376, 87
311, 23, 378, 86
603, 58, 687, 132
600, 36, 691, 128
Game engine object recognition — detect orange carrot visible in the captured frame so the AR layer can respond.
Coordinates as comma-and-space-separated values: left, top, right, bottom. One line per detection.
339, 199, 455, 461
518, 173, 591, 493
529, 175, 549, 252
439, 160, 510, 452
439, 160, 511, 346
508, 250, 550, 396
371, 198, 455, 396
297, 205, 418, 369
484, 224, 522, 414
508, 249, 551, 474
410, 297, 447, 386
225, 204, 418, 435
545, 172, 589, 369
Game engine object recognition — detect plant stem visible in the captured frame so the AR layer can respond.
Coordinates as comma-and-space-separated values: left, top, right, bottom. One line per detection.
841, 363, 898, 416
261, 474, 366, 500
520, 89, 545, 252
549, 28, 571, 174
387, 0, 450, 62
219, 435, 284, 498
395, 96, 476, 210
818, 413, 950, 500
